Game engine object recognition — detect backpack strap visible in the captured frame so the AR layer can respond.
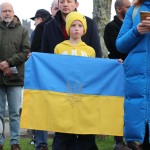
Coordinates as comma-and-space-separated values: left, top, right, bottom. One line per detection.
132, 5, 140, 21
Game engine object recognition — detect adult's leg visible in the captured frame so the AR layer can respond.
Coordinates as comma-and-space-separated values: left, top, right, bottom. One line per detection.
52, 132, 76, 150
114, 136, 124, 144
77, 135, 98, 150
0, 86, 7, 145
114, 136, 132, 150
7, 85, 22, 145
142, 123, 150, 150
89, 135, 98, 150
35, 130, 48, 150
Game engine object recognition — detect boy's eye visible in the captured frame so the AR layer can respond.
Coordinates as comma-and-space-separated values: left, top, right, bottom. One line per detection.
71, 24, 76, 27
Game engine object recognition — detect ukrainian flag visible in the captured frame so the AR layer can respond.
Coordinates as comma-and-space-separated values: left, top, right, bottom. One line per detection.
21, 52, 124, 136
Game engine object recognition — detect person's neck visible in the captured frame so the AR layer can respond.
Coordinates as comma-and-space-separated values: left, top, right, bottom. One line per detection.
69, 38, 81, 46
61, 13, 67, 22
117, 14, 123, 21
3, 21, 11, 27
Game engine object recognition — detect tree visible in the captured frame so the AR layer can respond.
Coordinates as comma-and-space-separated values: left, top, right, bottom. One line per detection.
93, 0, 112, 58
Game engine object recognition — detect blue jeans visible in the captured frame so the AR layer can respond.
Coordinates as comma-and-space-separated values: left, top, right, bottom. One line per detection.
0, 85, 22, 145
35, 130, 48, 150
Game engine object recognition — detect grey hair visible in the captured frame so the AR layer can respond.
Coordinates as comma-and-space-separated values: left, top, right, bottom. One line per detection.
0, 2, 14, 13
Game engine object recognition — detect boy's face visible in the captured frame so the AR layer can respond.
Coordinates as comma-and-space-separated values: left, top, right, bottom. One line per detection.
59, 0, 79, 16
69, 20, 84, 39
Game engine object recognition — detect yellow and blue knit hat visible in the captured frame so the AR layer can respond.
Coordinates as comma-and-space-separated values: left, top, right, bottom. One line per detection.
66, 11, 87, 36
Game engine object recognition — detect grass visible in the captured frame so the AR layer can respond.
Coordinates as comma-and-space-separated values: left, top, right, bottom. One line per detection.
96, 136, 114, 150
3, 135, 114, 150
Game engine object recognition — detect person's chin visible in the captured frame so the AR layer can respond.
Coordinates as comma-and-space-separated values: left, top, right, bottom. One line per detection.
62, 9, 71, 15
4, 18, 13, 23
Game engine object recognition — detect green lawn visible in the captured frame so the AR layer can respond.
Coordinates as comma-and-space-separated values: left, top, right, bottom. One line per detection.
4, 135, 114, 150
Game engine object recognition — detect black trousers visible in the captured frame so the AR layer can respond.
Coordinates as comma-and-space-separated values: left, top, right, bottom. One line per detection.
142, 123, 150, 150
114, 136, 124, 144
52, 132, 98, 150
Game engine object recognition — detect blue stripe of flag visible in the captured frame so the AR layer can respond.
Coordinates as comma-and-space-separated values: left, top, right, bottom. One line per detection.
24, 52, 124, 96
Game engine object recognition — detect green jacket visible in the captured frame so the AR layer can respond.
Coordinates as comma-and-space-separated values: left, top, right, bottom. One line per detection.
0, 16, 30, 86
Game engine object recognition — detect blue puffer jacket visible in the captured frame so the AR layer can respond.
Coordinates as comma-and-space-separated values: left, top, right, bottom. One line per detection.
116, 1, 150, 143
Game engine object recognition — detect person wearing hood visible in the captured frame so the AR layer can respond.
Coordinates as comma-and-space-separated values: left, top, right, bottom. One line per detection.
41, 0, 101, 58
53, 11, 97, 150
41, 0, 101, 150
54, 11, 95, 57
0, 2, 30, 150
104, 0, 138, 150
116, 0, 150, 149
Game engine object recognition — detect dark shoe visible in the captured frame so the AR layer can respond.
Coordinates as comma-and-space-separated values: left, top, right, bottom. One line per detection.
40, 146, 48, 150
0, 145, 3, 150
11, 144, 21, 150
114, 142, 132, 150
127, 141, 138, 150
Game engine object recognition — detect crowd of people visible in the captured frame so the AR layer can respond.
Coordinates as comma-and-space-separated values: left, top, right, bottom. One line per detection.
0, 0, 150, 150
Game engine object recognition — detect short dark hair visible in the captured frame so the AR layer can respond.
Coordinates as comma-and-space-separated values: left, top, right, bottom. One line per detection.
115, 0, 124, 10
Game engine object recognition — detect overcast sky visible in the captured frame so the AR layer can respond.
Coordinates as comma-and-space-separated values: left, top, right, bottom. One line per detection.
1, 0, 116, 29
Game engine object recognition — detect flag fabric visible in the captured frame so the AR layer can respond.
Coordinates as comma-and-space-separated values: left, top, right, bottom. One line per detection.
21, 52, 124, 136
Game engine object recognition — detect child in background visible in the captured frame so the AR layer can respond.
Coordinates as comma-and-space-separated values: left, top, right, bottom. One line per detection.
53, 11, 98, 150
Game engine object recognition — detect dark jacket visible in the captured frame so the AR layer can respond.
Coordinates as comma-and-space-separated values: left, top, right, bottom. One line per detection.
42, 10, 102, 57
0, 16, 30, 86
30, 15, 53, 52
104, 15, 127, 60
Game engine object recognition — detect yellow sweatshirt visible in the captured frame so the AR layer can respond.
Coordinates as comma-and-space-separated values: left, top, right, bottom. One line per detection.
54, 40, 95, 57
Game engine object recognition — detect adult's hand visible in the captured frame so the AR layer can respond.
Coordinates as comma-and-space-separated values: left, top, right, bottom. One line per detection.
3, 67, 12, 77
118, 58, 123, 63
137, 17, 150, 34
27, 52, 31, 59
0, 61, 9, 71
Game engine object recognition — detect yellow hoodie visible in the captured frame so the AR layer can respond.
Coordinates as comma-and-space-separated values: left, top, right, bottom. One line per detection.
54, 40, 95, 57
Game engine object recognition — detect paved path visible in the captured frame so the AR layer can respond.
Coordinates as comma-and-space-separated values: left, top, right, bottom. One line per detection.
4, 119, 54, 138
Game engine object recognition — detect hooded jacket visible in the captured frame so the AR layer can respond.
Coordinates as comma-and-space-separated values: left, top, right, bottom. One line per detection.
41, 10, 102, 58
54, 40, 95, 57
0, 16, 30, 86
116, 0, 150, 143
